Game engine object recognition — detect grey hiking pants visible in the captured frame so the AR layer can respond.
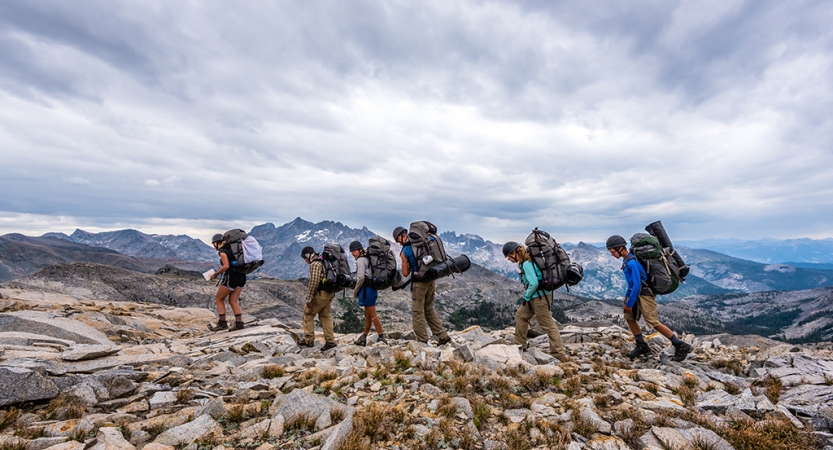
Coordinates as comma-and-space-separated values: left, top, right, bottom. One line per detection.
411, 280, 448, 342
514, 294, 566, 355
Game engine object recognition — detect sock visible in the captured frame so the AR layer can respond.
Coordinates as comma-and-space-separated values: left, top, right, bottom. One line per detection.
634, 334, 646, 344
218, 314, 226, 322
234, 314, 242, 323
669, 335, 684, 346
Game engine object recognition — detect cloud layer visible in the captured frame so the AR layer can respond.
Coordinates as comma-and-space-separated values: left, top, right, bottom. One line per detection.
1, 0, 832, 244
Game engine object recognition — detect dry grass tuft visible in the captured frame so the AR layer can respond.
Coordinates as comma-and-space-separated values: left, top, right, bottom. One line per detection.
755, 376, 784, 404
710, 358, 744, 376
176, 388, 194, 404
0, 408, 20, 432
0, 437, 27, 450
470, 398, 491, 429
570, 408, 598, 438
261, 364, 285, 379
724, 382, 741, 395
330, 407, 346, 423
562, 376, 582, 397
340, 403, 406, 450
393, 351, 411, 371
46, 393, 85, 420
285, 412, 317, 433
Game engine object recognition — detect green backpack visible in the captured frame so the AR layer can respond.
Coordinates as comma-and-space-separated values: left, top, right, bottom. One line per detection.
629, 233, 683, 295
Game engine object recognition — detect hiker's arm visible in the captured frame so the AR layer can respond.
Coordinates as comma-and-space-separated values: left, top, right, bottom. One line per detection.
353, 257, 366, 297
211, 252, 230, 280
306, 262, 322, 304
624, 260, 641, 308
521, 262, 538, 302
400, 252, 410, 277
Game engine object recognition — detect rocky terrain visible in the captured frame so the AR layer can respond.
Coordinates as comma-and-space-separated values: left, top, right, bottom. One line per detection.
1, 285, 832, 450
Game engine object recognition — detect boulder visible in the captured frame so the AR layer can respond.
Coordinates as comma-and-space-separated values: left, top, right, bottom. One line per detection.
148, 391, 176, 410
585, 436, 631, 450
0, 367, 60, 406
271, 389, 352, 431
474, 344, 525, 368
194, 398, 227, 420
696, 389, 737, 414
88, 426, 135, 450
453, 344, 475, 362
61, 344, 120, 362
153, 415, 222, 447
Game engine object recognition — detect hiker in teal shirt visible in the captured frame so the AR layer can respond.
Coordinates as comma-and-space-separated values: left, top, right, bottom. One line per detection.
503, 241, 570, 362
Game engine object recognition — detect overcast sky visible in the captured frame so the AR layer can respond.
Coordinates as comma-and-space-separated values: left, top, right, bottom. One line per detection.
2, 0, 832, 244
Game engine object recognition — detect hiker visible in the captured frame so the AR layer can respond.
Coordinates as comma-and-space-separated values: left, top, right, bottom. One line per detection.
300, 246, 337, 351
393, 227, 451, 345
502, 241, 571, 362
208, 233, 245, 331
349, 241, 386, 346
606, 235, 693, 361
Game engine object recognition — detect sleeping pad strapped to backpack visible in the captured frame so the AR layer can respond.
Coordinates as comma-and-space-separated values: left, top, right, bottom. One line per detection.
222, 229, 265, 274
524, 228, 583, 290
408, 221, 470, 281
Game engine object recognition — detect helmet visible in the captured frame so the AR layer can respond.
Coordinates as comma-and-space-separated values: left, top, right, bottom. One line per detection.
392, 226, 407, 241
211, 233, 223, 243
349, 240, 363, 252
606, 235, 627, 249
301, 246, 316, 259
502, 241, 521, 258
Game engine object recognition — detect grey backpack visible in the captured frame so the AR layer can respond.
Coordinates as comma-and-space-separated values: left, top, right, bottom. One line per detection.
320, 243, 353, 292
408, 221, 448, 271
366, 236, 399, 290
524, 228, 582, 290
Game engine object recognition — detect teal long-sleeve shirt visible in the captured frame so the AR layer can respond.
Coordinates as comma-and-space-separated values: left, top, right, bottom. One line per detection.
519, 260, 552, 302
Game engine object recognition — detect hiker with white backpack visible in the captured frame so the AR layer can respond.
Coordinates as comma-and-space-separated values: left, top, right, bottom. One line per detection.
209, 233, 247, 331
349, 240, 386, 346
502, 241, 571, 362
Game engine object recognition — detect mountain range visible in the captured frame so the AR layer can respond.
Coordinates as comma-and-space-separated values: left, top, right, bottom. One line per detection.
677, 237, 833, 264
3, 218, 833, 302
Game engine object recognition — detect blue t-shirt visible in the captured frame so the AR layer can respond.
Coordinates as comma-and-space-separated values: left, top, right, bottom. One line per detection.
623, 254, 647, 308
402, 243, 417, 275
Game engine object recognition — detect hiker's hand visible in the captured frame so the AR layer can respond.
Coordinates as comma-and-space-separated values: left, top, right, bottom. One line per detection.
624, 306, 632, 314
209, 273, 216, 280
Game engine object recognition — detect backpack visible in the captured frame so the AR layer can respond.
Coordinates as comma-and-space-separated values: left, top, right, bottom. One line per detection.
366, 236, 399, 290
629, 233, 683, 295
524, 228, 583, 290
221, 229, 264, 274
320, 243, 353, 293
408, 221, 449, 271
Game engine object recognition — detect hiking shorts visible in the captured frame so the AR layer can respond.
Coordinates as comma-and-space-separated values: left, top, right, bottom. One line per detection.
358, 286, 378, 307
220, 272, 246, 290
624, 294, 660, 329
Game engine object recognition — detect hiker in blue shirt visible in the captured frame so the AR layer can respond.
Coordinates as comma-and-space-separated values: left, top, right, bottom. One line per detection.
503, 241, 570, 362
606, 235, 692, 362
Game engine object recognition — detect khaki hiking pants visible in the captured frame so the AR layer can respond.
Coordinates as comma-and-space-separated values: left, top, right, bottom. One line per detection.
514, 294, 566, 355
411, 280, 448, 342
624, 294, 661, 329
303, 290, 335, 344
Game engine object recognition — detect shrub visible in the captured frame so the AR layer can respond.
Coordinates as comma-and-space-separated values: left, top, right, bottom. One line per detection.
710, 359, 743, 376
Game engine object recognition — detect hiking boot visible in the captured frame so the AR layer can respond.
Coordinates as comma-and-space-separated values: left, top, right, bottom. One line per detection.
550, 352, 573, 363
436, 336, 451, 346
229, 321, 245, 331
209, 321, 228, 331
353, 334, 367, 347
298, 340, 314, 348
321, 342, 337, 352
672, 342, 693, 362
377, 334, 387, 344
626, 342, 652, 359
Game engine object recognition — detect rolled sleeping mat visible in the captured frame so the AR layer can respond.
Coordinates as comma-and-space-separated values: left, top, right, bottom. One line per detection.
645, 221, 689, 278
430, 254, 471, 280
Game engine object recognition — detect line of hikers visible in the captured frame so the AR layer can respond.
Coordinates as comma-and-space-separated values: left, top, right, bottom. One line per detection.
209, 221, 693, 363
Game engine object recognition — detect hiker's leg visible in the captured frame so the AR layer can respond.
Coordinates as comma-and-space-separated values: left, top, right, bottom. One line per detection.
302, 299, 318, 344
411, 282, 429, 342
638, 295, 662, 334
532, 295, 565, 354
422, 281, 448, 340
315, 292, 335, 344
514, 302, 534, 348
228, 287, 243, 316
365, 306, 383, 335
215, 286, 232, 318
361, 306, 372, 333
